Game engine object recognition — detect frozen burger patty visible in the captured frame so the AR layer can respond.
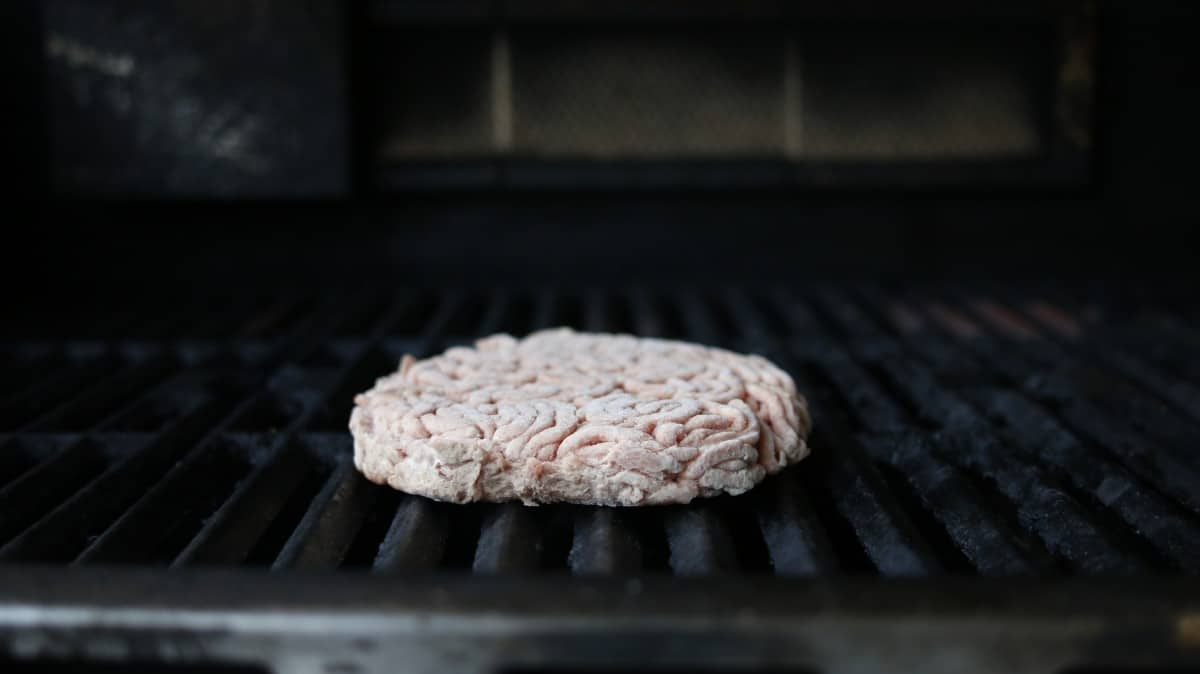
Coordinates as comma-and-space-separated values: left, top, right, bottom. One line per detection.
350, 328, 811, 506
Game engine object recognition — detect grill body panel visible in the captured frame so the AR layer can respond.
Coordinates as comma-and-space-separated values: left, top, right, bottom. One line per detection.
2, 286, 1199, 672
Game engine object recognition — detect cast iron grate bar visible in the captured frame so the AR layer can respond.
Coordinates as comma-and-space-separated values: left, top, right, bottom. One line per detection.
646, 290, 741, 575
856, 433, 1054, 576
272, 449, 378, 570
0, 348, 119, 429
965, 387, 1200, 572
766, 291, 941, 576
793, 335, 1042, 576
2, 285, 1199, 580
362, 298, 477, 574
568, 508, 643, 575
915, 292, 1200, 519
855, 289, 1200, 573
373, 496, 450, 572
998, 295, 1200, 473
68, 301, 366, 566
477, 289, 513, 336
0, 374, 248, 563
876, 353, 1150, 574
0, 436, 125, 548
854, 289, 1200, 570
462, 291, 551, 574
472, 504, 545, 574
558, 291, 647, 575
751, 469, 838, 576
716, 290, 839, 575
21, 349, 179, 433
173, 296, 417, 567
173, 438, 315, 567
271, 293, 465, 570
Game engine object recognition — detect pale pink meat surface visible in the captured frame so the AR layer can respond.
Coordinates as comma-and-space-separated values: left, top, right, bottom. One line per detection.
349, 328, 811, 506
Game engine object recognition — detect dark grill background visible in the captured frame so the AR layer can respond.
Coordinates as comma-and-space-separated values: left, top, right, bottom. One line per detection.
6, 1, 1200, 670
3, 287, 1198, 576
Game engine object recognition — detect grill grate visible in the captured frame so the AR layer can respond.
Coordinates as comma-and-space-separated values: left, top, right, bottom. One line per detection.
2, 286, 1199, 576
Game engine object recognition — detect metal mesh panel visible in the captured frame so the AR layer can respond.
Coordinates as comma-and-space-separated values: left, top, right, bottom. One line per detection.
511, 28, 786, 157
800, 27, 1049, 159
373, 23, 1056, 163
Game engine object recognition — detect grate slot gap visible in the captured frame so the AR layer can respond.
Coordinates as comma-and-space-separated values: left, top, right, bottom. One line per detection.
557, 295, 585, 330
753, 470, 839, 576
1025, 456, 1181, 572
951, 464, 1070, 575
862, 363, 942, 431
304, 349, 396, 432
0, 389, 236, 564
801, 293, 851, 341
663, 505, 739, 576
440, 505, 484, 570
27, 353, 180, 433
703, 292, 739, 339
139, 449, 255, 565
872, 461, 975, 574
799, 361, 868, 434
851, 288, 907, 339
799, 383, 941, 580
332, 295, 391, 338
272, 456, 379, 570
73, 440, 258, 565
340, 489, 405, 569
1, 356, 121, 430
1029, 391, 1200, 518
228, 397, 300, 433
765, 289, 826, 337
750, 291, 791, 336
607, 292, 634, 334
581, 291, 610, 332
718, 496, 773, 574
242, 296, 317, 338
442, 292, 488, 337
473, 504, 544, 574
499, 294, 535, 335
0, 440, 107, 547
530, 290, 560, 330
794, 445, 877, 574
386, 292, 437, 335
623, 508, 672, 572
0, 350, 60, 400
0, 449, 42, 493
538, 505, 575, 572
964, 386, 1200, 571
242, 458, 330, 566
818, 289, 891, 338
372, 496, 451, 573
568, 507, 643, 575
652, 293, 686, 338
173, 438, 314, 568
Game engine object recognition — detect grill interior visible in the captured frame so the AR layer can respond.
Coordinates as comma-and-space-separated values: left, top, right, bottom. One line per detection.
2, 286, 1199, 577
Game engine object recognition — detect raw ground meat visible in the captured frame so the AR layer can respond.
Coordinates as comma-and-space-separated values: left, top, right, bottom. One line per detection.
349, 328, 811, 506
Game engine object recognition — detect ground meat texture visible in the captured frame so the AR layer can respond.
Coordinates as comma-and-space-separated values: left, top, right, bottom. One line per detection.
349, 328, 812, 506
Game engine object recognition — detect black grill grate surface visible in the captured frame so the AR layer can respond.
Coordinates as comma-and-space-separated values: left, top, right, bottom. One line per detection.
2, 287, 1199, 576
